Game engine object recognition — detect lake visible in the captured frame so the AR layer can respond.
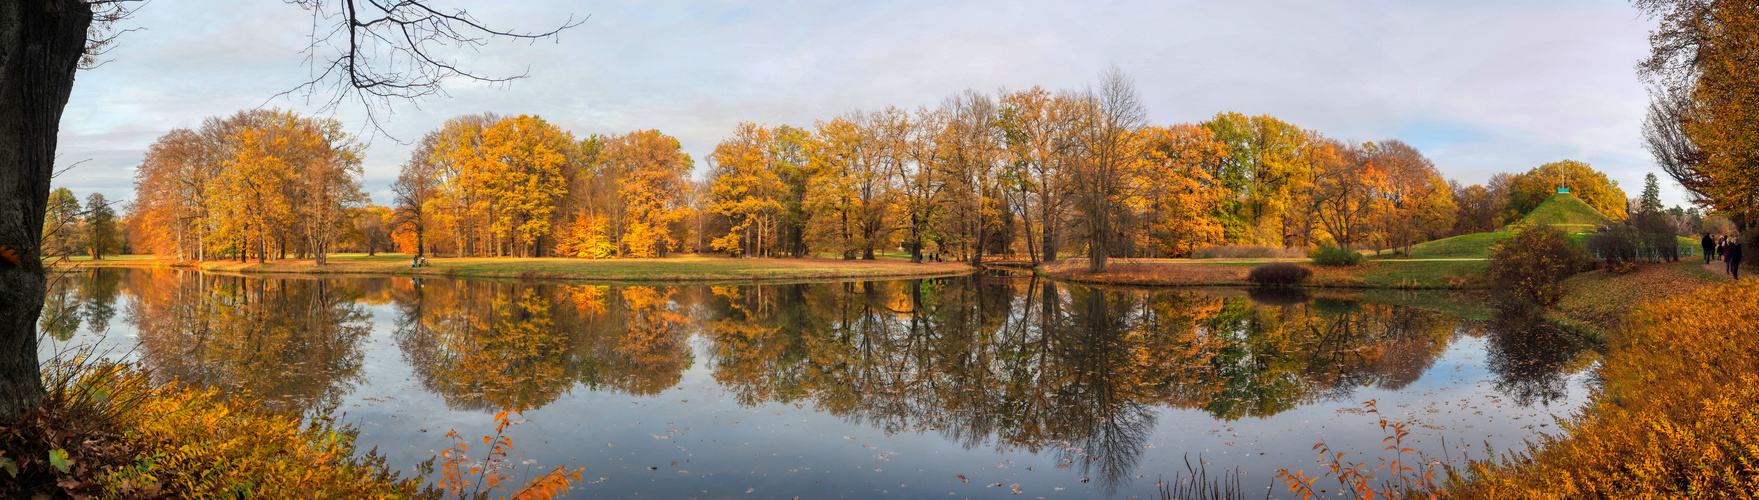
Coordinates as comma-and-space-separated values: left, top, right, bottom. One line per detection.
41, 268, 1595, 499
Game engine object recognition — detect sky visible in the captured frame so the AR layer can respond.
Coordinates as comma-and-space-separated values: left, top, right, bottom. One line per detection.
54, 0, 1684, 208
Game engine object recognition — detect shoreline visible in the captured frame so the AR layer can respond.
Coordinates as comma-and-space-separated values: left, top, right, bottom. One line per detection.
54, 254, 978, 285
1032, 258, 1492, 290
55, 254, 1502, 289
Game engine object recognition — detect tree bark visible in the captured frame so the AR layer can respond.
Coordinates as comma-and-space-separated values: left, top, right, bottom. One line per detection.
0, 0, 91, 420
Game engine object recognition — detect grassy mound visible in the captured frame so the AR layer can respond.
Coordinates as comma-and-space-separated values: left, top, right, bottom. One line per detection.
1403, 232, 1513, 259
1505, 192, 1615, 233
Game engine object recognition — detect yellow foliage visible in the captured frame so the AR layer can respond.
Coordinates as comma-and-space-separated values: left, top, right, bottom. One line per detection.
554, 214, 617, 259
99, 377, 430, 498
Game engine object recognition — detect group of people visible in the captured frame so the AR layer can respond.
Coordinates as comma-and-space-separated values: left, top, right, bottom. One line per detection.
1701, 234, 1745, 280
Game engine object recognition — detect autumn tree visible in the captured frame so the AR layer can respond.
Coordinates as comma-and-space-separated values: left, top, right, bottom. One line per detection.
1133, 124, 1227, 256
893, 107, 944, 263
481, 115, 573, 257
937, 92, 1004, 265
349, 205, 394, 256
708, 123, 785, 257
1451, 181, 1503, 235
1505, 160, 1627, 221
131, 129, 214, 260
392, 134, 441, 256
1366, 140, 1454, 254
997, 86, 1075, 262
41, 188, 82, 258
196, 110, 365, 263
1203, 112, 1312, 245
1635, 0, 1759, 227
598, 130, 691, 258
806, 114, 893, 259
1310, 139, 1375, 247
1070, 68, 1148, 272
83, 192, 118, 259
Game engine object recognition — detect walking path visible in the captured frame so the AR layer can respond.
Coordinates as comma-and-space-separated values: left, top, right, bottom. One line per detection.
1704, 258, 1748, 280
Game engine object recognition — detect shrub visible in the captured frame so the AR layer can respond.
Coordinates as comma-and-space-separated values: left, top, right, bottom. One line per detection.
1309, 246, 1362, 267
1487, 225, 1588, 307
1587, 222, 1678, 263
1189, 245, 1306, 259
1247, 262, 1311, 285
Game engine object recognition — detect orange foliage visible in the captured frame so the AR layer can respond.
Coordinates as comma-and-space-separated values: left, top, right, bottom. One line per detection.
435, 409, 585, 500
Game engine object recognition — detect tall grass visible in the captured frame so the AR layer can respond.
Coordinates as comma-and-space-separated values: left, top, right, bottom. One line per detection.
1159, 455, 1272, 500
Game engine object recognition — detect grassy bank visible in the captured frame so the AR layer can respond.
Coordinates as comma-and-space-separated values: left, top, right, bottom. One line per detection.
1037, 258, 1489, 289
1542, 260, 1725, 341
59, 253, 975, 284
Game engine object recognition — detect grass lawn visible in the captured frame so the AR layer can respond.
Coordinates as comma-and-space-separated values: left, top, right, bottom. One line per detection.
56, 253, 976, 284
55, 254, 160, 262
1398, 232, 1513, 259
1341, 259, 1489, 288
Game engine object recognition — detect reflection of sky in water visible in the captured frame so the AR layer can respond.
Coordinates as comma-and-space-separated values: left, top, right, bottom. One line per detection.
43, 269, 1594, 499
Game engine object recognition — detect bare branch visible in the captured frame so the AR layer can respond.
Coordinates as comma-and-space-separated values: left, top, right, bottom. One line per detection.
279, 0, 584, 137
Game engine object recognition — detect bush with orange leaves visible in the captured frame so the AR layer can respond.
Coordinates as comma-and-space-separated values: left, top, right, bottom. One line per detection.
1440, 279, 1759, 498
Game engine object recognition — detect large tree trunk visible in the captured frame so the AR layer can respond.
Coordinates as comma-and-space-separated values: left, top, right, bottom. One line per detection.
0, 0, 91, 420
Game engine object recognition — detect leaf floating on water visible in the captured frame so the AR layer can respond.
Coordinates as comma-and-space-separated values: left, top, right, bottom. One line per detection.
956, 475, 968, 483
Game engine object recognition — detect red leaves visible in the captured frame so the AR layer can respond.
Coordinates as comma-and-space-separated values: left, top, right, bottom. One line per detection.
1275, 399, 1439, 499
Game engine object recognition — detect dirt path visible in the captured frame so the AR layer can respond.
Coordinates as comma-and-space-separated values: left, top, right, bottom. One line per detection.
1704, 258, 1748, 280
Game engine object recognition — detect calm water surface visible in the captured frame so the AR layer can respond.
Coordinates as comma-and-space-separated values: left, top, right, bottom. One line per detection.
43, 268, 1595, 499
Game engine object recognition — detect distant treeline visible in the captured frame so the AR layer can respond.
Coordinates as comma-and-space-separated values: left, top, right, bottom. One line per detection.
110, 71, 1719, 269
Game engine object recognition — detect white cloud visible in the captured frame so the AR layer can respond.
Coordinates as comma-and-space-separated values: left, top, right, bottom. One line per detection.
54, 0, 1679, 208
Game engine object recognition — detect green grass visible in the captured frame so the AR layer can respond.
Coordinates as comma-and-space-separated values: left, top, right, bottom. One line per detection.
55, 254, 159, 262
76, 253, 977, 284
1349, 260, 1489, 288
1505, 192, 1615, 231
1400, 232, 1513, 259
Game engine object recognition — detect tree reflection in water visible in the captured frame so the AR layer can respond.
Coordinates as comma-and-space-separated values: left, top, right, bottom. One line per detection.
704, 278, 1470, 492
392, 280, 696, 411
125, 270, 371, 414
1485, 309, 1596, 407
55, 269, 1597, 492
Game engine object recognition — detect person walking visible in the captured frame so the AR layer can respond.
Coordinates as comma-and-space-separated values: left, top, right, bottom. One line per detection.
1703, 234, 1716, 264
1729, 237, 1744, 280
